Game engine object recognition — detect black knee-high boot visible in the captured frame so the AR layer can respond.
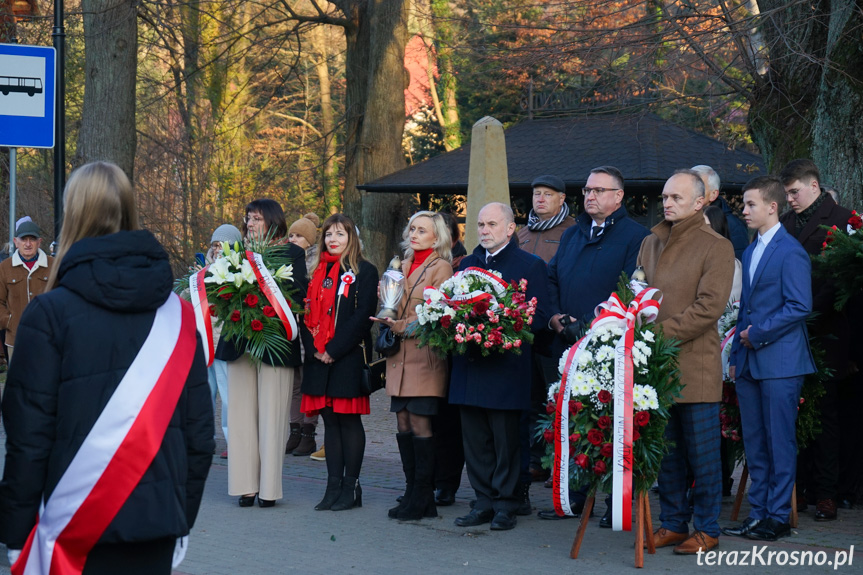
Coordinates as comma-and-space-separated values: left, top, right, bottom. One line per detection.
397, 436, 437, 520
389, 432, 415, 518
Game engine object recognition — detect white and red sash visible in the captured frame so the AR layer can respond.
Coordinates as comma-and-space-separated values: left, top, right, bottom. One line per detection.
442, 267, 509, 308
552, 288, 661, 531
12, 294, 197, 575
189, 266, 214, 366
245, 251, 298, 341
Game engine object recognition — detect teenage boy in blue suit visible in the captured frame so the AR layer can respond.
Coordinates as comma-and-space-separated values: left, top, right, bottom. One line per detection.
725, 175, 816, 541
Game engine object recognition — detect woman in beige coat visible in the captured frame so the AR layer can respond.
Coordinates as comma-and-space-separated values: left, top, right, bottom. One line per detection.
374, 211, 452, 521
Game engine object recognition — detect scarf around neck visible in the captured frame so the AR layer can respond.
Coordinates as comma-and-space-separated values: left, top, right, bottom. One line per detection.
305, 251, 343, 354
795, 191, 825, 235
527, 202, 570, 231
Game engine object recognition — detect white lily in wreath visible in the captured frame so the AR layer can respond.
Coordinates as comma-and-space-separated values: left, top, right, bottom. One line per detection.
205, 257, 235, 285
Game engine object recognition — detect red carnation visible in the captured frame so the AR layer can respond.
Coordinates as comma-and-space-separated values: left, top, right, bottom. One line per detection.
251, 319, 263, 331
513, 317, 524, 331
593, 460, 607, 476
574, 453, 590, 470
597, 415, 611, 430
230, 310, 241, 322
543, 428, 554, 444
634, 411, 650, 427
849, 214, 863, 230
263, 305, 276, 317
546, 402, 556, 414
597, 390, 612, 404
587, 428, 604, 446
473, 300, 489, 315
440, 315, 452, 328
600, 442, 613, 458
245, 293, 259, 307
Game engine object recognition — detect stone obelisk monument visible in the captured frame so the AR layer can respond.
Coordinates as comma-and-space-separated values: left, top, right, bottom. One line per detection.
464, 116, 511, 251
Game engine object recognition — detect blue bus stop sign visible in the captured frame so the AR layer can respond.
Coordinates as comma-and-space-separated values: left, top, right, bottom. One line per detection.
0, 43, 56, 149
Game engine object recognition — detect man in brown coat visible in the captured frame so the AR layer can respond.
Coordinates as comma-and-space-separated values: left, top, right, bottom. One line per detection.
637, 169, 734, 554
517, 175, 575, 264
0, 220, 54, 361
779, 158, 855, 521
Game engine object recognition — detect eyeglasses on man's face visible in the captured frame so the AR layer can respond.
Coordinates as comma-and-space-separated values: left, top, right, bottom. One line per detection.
581, 187, 620, 197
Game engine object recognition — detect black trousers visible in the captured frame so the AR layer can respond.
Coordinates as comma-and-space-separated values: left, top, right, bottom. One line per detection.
83, 537, 174, 575
433, 394, 465, 491
460, 405, 521, 513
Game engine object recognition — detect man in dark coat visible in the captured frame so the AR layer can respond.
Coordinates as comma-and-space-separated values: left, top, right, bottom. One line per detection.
449, 202, 550, 531
779, 158, 854, 521
538, 165, 650, 523
692, 165, 750, 259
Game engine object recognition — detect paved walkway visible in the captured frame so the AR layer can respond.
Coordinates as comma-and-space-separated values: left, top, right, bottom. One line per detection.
1, 389, 861, 574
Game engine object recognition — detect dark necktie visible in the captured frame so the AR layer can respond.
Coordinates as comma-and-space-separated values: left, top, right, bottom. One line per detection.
591, 226, 603, 240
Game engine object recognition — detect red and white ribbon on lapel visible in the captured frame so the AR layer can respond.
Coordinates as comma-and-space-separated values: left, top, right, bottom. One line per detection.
12, 294, 196, 575
189, 266, 214, 366
338, 271, 356, 298
245, 251, 298, 341
551, 287, 661, 530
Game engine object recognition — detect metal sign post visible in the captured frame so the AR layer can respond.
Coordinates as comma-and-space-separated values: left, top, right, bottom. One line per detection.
0, 42, 57, 243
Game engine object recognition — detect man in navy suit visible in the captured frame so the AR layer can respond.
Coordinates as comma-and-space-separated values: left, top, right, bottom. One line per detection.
725, 175, 816, 541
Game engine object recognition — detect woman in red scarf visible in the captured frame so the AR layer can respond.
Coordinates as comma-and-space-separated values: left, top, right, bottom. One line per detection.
373, 211, 453, 521
300, 214, 379, 511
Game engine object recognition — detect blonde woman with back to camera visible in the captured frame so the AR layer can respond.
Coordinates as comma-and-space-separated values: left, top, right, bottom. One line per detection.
0, 161, 213, 574
372, 211, 453, 520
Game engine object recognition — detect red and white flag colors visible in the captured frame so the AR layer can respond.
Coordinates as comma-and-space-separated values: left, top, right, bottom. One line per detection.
12, 294, 197, 575
245, 251, 298, 341
189, 266, 214, 366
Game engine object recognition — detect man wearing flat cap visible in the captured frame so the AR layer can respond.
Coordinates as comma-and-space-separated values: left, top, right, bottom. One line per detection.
517, 175, 575, 264
0, 220, 54, 361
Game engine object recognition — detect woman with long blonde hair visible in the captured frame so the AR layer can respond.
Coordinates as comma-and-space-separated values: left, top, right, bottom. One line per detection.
0, 161, 213, 574
373, 211, 452, 521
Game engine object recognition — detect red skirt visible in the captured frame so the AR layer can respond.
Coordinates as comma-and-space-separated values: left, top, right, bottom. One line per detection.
301, 393, 370, 416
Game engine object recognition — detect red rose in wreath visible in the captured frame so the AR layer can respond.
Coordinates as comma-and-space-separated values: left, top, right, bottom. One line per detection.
574, 453, 590, 470
597, 390, 612, 404
251, 319, 263, 332
587, 428, 604, 446
245, 293, 259, 307
230, 310, 241, 322
543, 428, 554, 444
593, 460, 607, 476
634, 411, 650, 427
440, 315, 452, 328
600, 442, 613, 458
597, 415, 611, 430
569, 400, 582, 414
546, 402, 556, 414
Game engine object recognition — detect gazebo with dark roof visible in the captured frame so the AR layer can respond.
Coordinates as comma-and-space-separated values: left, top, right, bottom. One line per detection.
359, 113, 766, 227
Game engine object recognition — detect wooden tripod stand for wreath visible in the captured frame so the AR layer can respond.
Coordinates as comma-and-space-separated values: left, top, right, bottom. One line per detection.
570, 492, 657, 568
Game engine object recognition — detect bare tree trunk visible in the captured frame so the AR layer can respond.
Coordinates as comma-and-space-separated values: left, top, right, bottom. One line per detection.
336, 0, 414, 271
811, 0, 863, 206
746, 0, 829, 171
311, 25, 340, 213
76, 0, 138, 178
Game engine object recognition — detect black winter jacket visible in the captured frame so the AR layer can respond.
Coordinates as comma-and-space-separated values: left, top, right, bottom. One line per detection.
300, 260, 379, 398
0, 230, 214, 549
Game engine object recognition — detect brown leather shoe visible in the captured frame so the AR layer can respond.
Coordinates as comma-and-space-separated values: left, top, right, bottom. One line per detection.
815, 499, 837, 521
648, 527, 689, 548
673, 531, 719, 555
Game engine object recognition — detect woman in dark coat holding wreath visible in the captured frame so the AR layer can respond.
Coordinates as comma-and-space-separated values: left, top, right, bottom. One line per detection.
301, 214, 379, 511
373, 211, 452, 520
